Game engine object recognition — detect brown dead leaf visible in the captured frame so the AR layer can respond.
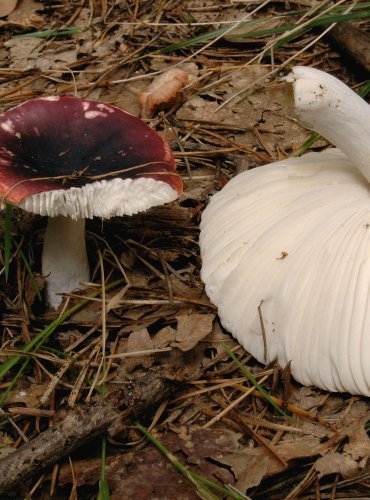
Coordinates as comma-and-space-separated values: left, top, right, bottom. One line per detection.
101, 79, 146, 117
341, 401, 370, 470
0, 0, 17, 18
4, 38, 78, 71
177, 65, 313, 155
315, 453, 360, 479
219, 435, 333, 492
4, 37, 42, 68
172, 312, 214, 351
125, 328, 154, 372
4, 0, 43, 27
169, 426, 242, 460
153, 325, 176, 349
139, 68, 189, 118
315, 421, 369, 479
59, 448, 199, 499
5, 383, 49, 408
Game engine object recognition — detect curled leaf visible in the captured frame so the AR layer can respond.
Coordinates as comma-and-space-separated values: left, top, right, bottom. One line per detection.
139, 68, 189, 118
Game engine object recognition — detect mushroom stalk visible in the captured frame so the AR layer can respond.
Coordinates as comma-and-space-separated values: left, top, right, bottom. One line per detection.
287, 66, 370, 181
42, 216, 90, 309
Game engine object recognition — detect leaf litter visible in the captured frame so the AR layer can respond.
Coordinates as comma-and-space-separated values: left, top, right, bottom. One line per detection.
0, 0, 369, 498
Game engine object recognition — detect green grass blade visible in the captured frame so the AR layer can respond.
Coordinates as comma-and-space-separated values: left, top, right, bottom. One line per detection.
1, 211, 42, 298
159, 3, 370, 53
222, 343, 290, 418
227, 9, 370, 41
4, 204, 12, 282
0, 278, 125, 383
98, 435, 110, 500
135, 422, 246, 499
359, 80, 370, 98
15, 28, 80, 39
293, 132, 322, 156
158, 8, 312, 53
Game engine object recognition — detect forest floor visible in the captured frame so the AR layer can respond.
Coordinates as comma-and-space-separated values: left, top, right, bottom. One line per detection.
0, 1, 369, 499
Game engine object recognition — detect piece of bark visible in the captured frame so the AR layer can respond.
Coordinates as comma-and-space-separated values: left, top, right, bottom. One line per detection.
112, 367, 177, 417
0, 400, 119, 494
0, 369, 177, 495
328, 22, 370, 73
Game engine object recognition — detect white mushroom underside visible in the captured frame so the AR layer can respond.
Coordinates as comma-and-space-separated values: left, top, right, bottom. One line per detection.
19, 177, 178, 219
200, 149, 370, 396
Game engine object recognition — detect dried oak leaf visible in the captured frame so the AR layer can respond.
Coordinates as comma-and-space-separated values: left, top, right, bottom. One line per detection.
218, 435, 334, 492
125, 328, 154, 372
0, 0, 17, 18
5, 382, 49, 408
315, 400, 370, 478
172, 312, 214, 352
139, 68, 189, 118
176, 65, 312, 153
3, 0, 43, 27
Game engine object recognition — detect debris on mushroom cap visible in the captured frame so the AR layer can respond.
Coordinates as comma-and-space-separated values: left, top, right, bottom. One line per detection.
200, 67, 370, 396
139, 68, 189, 119
0, 95, 183, 217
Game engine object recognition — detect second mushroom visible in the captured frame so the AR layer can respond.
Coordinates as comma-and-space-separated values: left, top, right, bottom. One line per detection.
200, 66, 370, 396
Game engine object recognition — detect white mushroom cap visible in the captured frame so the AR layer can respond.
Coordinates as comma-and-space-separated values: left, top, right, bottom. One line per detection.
200, 67, 370, 395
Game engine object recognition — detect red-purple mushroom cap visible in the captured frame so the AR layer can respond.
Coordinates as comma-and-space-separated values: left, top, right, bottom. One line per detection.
0, 95, 182, 216
0, 96, 182, 308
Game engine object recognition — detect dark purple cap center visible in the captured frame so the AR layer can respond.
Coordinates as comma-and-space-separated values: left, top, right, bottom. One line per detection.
0, 96, 181, 202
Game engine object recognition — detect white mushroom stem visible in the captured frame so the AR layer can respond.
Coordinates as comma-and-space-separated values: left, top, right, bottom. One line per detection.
42, 216, 90, 309
286, 66, 370, 181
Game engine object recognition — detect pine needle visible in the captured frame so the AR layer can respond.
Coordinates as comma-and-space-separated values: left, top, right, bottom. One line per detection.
222, 342, 290, 418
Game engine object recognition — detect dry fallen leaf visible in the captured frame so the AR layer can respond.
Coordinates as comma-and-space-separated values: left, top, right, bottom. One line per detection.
5, 383, 49, 408
0, 0, 18, 18
219, 435, 334, 492
4, 0, 43, 27
125, 328, 154, 372
177, 65, 313, 154
139, 68, 189, 118
172, 312, 214, 352
315, 406, 370, 479
4, 38, 78, 71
